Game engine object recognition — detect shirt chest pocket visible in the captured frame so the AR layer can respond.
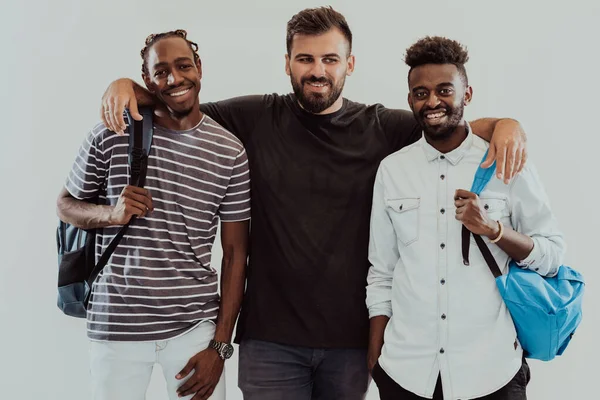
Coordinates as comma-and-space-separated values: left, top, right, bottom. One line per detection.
480, 197, 511, 222
385, 198, 420, 246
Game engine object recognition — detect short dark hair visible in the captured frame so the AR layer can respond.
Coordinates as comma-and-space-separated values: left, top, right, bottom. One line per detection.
286, 6, 352, 56
405, 36, 469, 85
140, 29, 200, 75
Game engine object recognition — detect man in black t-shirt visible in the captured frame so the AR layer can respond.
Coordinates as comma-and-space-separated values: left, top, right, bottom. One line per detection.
99, 7, 527, 400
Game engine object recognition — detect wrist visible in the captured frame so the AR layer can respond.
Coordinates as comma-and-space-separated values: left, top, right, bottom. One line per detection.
209, 339, 234, 360
484, 219, 501, 239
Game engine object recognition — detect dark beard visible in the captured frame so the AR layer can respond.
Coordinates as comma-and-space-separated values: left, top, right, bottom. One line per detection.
416, 101, 465, 142
291, 74, 344, 114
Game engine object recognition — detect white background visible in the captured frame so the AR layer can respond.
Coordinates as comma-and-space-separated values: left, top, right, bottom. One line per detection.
0, 0, 598, 399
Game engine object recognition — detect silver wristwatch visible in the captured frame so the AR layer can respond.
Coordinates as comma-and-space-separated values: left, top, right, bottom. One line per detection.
209, 339, 234, 360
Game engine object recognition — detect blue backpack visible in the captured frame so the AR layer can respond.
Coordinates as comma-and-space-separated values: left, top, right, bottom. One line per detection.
462, 152, 585, 361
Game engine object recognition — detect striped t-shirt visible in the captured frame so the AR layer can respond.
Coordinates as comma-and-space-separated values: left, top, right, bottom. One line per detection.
65, 115, 251, 341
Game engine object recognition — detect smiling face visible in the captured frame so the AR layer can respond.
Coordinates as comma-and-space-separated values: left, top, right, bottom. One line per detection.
408, 63, 472, 141
142, 36, 202, 118
285, 28, 355, 114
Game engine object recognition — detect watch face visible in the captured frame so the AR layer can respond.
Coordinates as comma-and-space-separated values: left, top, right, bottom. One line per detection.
222, 344, 234, 359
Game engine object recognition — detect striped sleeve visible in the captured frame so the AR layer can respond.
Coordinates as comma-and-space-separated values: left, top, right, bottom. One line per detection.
64, 124, 109, 200
219, 147, 251, 221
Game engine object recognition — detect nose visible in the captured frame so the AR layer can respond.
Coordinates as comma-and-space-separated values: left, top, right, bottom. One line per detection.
167, 69, 184, 86
309, 60, 326, 77
425, 93, 441, 108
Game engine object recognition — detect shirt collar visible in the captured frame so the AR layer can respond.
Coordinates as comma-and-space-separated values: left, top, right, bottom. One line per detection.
420, 122, 474, 165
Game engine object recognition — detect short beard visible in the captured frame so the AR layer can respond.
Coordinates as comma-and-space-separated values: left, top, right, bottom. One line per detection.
291, 74, 344, 114
417, 101, 464, 142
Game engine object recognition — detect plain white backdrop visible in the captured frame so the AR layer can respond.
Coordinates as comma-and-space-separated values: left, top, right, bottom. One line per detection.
1, 0, 598, 399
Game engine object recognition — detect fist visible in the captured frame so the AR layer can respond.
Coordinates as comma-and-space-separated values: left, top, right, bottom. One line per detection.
454, 189, 499, 238
109, 185, 153, 225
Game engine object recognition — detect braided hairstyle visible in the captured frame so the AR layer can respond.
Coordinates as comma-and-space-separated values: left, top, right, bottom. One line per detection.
140, 29, 200, 75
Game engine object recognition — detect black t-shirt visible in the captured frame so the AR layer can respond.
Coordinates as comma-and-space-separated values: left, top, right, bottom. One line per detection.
201, 94, 421, 348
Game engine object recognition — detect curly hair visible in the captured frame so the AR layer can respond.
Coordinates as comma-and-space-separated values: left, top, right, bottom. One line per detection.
286, 6, 352, 56
141, 29, 200, 75
405, 36, 469, 85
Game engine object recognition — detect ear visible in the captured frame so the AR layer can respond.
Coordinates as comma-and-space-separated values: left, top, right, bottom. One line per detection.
346, 54, 355, 76
464, 85, 473, 106
407, 92, 414, 112
285, 54, 291, 76
141, 73, 155, 94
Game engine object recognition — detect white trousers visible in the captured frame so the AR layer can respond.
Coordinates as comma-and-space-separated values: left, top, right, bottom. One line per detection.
89, 321, 225, 400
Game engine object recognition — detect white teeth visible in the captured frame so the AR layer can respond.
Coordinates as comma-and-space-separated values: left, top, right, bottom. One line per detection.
307, 82, 326, 87
426, 112, 445, 119
169, 88, 190, 97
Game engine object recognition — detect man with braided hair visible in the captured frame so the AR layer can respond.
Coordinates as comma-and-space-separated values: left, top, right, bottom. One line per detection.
56, 29, 251, 400
366, 36, 565, 400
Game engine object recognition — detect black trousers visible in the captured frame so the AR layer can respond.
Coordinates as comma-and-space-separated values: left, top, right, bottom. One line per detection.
372, 359, 530, 400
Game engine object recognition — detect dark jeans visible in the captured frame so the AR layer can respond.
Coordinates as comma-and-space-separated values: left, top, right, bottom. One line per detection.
372, 359, 530, 400
238, 339, 370, 400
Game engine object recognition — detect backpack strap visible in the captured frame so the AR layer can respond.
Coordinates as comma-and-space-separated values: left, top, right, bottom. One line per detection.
461, 149, 497, 268
84, 107, 154, 306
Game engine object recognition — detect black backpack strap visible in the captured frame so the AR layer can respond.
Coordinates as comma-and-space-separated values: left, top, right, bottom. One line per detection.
461, 225, 503, 278
84, 108, 154, 305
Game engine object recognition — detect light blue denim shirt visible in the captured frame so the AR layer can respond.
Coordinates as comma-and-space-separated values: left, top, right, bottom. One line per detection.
366, 127, 565, 399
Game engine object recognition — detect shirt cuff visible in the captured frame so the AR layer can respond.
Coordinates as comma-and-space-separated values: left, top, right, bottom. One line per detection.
515, 239, 555, 276
368, 303, 392, 319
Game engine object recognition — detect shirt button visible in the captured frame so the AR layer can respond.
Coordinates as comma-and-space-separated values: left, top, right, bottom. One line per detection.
484, 204, 489, 210
441, 314, 447, 320
440, 243, 445, 249
440, 348, 445, 354
440, 155, 445, 160
440, 279, 446, 285
440, 208, 445, 214
440, 174, 445, 180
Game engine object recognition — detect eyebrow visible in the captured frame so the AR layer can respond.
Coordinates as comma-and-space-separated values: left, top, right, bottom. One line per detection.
294, 53, 341, 59
412, 82, 455, 93
153, 57, 194, 69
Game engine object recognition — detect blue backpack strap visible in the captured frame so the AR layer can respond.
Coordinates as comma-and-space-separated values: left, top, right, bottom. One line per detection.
462, 148, 497, 266
470, 149, 496, 196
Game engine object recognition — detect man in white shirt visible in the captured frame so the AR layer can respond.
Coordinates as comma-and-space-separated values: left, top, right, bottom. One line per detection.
365, 36, 566, 400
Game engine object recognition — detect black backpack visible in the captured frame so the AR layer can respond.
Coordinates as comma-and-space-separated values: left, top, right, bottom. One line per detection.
56, 108, 154, 318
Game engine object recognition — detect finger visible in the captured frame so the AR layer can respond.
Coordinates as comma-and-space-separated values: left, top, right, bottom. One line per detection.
102, 103, 116, 132
455, 189, 476, 200
480, 143, 496, 169
111, 97, 127, 135
504, 142, 518, 184
129, 97, 143, 121
515, 147, 527, 174
124, 201, 146, 219
178, 378, 205, 397
494, 144, 507, 181
190, 384, 212, 400
105, 104, 120, 135
454, 199, 468, 208
124, 192, 153, 212
115, 97, 129, 134
176, 360, 195, 380
101, 103, 110, 128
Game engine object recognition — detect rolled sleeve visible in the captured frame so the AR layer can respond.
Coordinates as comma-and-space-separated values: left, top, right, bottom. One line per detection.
366, 165, 399, 318
510, 163, 566, 277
